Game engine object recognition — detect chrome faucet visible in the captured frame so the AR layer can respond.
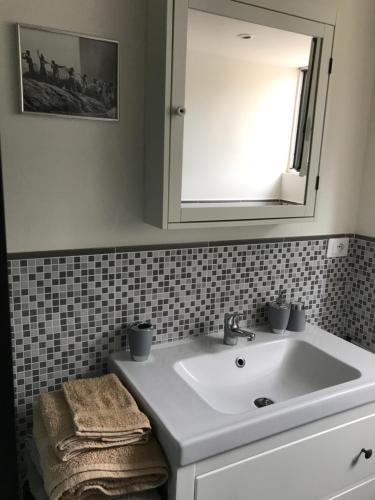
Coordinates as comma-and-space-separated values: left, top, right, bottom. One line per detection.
223, 312, 256, 346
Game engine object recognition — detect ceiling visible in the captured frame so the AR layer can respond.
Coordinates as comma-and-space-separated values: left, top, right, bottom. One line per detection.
187, 9, 312, 68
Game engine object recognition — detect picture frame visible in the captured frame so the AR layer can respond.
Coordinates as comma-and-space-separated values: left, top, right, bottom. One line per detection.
17, 23, 119, 121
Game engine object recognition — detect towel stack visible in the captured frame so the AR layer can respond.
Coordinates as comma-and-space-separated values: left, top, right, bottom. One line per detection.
25, 437, 162, 500
31, 374, 168, 500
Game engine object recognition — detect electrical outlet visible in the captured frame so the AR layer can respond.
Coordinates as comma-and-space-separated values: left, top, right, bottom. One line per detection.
326, 238, 349, 258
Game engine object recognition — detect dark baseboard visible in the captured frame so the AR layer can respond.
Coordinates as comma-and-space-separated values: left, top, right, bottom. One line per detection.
8, 233, 355, 260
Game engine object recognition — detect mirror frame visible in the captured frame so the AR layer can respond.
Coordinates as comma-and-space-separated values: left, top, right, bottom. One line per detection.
167, 0, 334, 225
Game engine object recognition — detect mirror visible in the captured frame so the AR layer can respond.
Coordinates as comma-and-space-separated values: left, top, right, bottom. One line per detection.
181, 9, 320, 209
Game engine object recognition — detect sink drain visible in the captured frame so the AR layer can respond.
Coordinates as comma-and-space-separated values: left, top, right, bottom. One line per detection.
235, 356, 246, 368
254, 397, 274, 408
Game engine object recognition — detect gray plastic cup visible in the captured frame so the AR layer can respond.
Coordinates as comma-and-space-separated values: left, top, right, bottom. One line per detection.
268, 302, 291, 334
287, 303, 306, 332
127, 322, 153, 361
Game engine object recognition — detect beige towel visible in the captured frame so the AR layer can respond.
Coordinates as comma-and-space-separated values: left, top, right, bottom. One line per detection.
33, 405, 168, 500
39, 390, 149, 462
63, 374, 151, 440
26, 435, 162, 500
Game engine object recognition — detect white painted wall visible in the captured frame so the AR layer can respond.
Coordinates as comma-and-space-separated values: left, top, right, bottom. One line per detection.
356, 74, 375, 237
0, 0, 374, 252
182, 51, 300, 201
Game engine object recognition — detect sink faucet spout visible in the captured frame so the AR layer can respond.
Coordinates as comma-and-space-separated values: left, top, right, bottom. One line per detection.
223, 312, 256, 346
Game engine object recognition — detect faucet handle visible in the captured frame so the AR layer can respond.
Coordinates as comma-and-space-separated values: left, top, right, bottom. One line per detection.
224, 312, 241, 331
231, 313, 241, 331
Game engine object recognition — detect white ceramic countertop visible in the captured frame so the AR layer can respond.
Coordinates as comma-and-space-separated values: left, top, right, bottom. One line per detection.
109, 324, 375, 467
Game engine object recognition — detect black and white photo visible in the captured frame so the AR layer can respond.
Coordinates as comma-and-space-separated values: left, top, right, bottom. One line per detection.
18, 24, 119, 120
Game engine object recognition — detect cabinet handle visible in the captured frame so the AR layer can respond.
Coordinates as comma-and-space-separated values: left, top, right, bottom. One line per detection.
176, 106, 186, 117
360, 448, 373, 459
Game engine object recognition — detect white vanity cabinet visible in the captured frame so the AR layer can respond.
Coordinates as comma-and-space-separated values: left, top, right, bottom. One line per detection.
144, 0, 335, 229
170, 403, 375, 500
109, 326, 375, 500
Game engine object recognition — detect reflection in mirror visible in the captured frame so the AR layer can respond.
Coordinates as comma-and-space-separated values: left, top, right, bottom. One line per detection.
182, 9, 321, 209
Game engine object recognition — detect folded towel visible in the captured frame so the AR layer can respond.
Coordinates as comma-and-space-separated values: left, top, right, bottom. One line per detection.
33, 405, 168, 500
78, 491, 162, 500
63, 374, 151, 440
25, 435, 163, 500
39, 390, 149, 461
26, 435, 162, 500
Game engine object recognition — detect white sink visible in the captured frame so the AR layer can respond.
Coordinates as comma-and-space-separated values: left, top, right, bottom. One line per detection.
109, 324, 375, 467
174, 339, 360, 414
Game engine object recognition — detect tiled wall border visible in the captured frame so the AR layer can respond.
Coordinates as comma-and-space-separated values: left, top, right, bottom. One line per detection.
353, 234, 375, 243
345, 234, 375, 350
8, 233, 354, 260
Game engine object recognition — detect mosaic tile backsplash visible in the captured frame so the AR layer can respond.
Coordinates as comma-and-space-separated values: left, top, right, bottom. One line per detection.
346, 236, 375, 349
9, 234, 371, 478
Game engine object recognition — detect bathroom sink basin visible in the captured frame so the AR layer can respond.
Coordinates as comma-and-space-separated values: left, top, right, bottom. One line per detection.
174, 339, 360, 414
110, 324, 375, 467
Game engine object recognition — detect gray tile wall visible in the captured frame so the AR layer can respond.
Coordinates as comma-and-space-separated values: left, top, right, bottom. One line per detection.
8, 236, 355, 479
345, 236, 375, 350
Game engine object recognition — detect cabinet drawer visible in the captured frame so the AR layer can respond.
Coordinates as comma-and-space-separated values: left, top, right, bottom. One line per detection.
195, 413, 375, 500
328, 476, 375, 499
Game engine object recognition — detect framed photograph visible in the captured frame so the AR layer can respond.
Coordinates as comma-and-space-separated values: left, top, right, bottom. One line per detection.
17, 24, 119, 121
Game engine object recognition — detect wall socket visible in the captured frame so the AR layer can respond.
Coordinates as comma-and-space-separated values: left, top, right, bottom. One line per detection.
326, 238, 349, 258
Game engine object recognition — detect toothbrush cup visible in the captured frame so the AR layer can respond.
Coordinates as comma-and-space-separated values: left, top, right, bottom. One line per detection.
268, 302, 291, 334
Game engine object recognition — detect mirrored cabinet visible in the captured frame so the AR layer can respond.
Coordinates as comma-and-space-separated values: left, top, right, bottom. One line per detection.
145, 0, 334, 229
